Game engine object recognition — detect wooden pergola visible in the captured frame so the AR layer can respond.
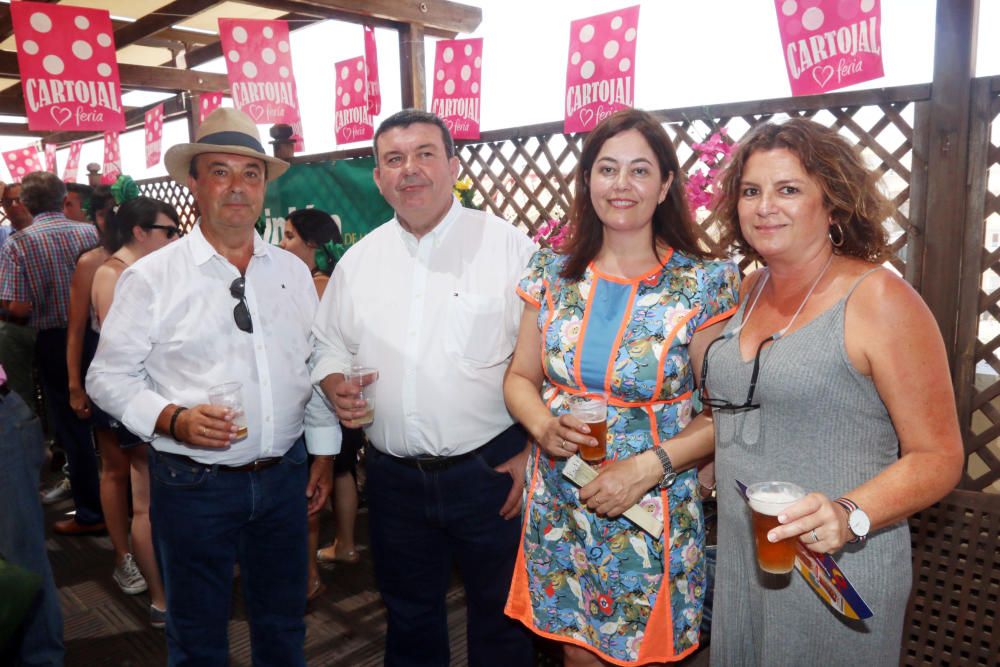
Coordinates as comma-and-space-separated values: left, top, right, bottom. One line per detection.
0, 0, 481, 143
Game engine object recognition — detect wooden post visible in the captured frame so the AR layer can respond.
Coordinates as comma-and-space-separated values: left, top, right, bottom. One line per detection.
269, 124, 296, 160
85, 163, 101, 187
398, 23, 426, 110
919, 0, 979, 370
186, 92, 201, 141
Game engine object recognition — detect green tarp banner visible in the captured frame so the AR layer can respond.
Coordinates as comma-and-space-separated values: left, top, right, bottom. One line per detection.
260, 157, 394, 247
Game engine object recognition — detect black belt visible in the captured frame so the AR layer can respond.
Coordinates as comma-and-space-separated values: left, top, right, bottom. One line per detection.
163, 451, 283, 472
0, 313, 29, 326
374, 444, 485, 472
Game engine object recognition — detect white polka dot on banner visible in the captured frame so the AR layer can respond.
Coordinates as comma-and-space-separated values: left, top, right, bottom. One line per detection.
611, 16, 623, 30
444, 79, 455, 95
341, 93, 350, 106
232, 27, 248, 43
618, 57, 631, 72
21, 149, 30, 157
474, 56, 482, 68
353, 78, 363, 93
22, 41, 38, 55
30, 13, 52, 33
437, 69, 444, 81
580, 60, 595, 79
443, 47, 454, 63
465, 44, 473, 56
201, 99, 210, 109
228, 50, 239, 63
782, 1, 798, 16
242, 62, 257, 78
341, 66, 349, 80
97, 63, 111, 77
279, 41, 289, 53
279, 66, 289, 78
625, 27, 636, 42
336, 85, 343, 96
471, 82, 479, 94
571, 51, 581, 65
72, 41, 92, 60
75, 16, 89, 30
802, 7, 824, 30
579, 24, 595, 43
461, 65, 471, 81
43, 55, 63, 75
356, 60, 364, 71
603, 40, 619, 59
263, 26, 273, 39
861, 0, 875, 11
97, 33, 112, 48
262, 48, 275, 65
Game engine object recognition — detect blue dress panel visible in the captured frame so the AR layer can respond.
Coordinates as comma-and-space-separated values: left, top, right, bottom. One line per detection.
505, 248, 739, 664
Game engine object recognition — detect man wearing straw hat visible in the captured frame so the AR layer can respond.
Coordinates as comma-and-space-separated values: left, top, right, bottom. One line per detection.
88, 107, 341, 666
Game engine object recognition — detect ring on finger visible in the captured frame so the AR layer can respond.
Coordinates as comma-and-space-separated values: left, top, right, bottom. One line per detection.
201, 426, 207, 436
810, 529, 820, 543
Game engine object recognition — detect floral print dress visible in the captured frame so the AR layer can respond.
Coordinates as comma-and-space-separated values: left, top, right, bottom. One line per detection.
505, 248, 739, 665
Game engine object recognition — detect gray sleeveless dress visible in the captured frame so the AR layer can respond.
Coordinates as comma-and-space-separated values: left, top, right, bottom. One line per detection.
708, 271, 910, 666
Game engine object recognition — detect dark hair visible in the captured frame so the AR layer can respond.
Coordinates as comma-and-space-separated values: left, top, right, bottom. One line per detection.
105, 196, 180, 253
65, 182, 93, 200
20, 171, 66, 215
286, 208, 343, 277
373, 109, 455, 161
711, 118, 891, 263
88, 185, 115, 224
560, 109, 711, 281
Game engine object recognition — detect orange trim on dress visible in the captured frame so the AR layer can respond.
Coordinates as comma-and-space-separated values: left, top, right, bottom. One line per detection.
516, 285, 540, 309
695, 303, 737, 332
573, 275, 596, 391
545, 376, 693, 408
504, 443, 543, 623
603, 282, 640, 397
587, 247, 675, 285
653, 307, 700, 399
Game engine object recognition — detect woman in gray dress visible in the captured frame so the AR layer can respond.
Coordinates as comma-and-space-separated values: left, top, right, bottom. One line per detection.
696, 118, 964, 665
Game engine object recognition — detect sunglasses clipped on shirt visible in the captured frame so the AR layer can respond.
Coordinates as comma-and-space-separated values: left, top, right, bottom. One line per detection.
143, 224, 182, 239
229, 276, 253, 334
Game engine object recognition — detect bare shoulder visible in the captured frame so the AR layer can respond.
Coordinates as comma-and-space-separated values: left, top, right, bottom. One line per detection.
75, 246, 108, 272
845, 263, 930, 323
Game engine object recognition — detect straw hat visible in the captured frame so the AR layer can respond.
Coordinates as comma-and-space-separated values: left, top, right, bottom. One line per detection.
164, 107, 289, 184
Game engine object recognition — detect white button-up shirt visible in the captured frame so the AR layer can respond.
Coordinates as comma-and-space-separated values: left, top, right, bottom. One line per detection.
312, 199, 536, 457
87, 223, 340, 466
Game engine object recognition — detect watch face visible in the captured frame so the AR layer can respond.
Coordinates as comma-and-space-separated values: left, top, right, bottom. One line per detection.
848, 509, 871, 537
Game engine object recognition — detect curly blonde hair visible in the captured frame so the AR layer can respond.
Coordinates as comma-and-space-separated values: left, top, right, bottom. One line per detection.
711, 118, 892, 263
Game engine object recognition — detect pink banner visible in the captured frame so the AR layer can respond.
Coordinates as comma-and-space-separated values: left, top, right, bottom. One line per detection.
364, 25, 381, 116
199, 92, 223, 123
43, 142, 57, 173
774, 0, 884, 96
63, 140, 82, 182
145, 103, 164, 168
3, 146, 42, 181
12, 2, 124, 132
564, 6, 639, 133
334, 56, 373, 145
218, 18, 301, 125
102, 131, 121, 184
431, 38, 482, 140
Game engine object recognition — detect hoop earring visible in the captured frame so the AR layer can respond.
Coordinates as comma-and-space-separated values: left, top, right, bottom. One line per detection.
829, 221, 845, 248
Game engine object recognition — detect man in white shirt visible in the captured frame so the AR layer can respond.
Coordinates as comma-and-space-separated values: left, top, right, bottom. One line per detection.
87, 108, 340, 666
312, 110, 536, 667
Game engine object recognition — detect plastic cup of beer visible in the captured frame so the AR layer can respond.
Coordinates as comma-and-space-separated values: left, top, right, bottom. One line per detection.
345, 366, 378, 428
569, 394, 608, 464
746, 481, 807, 574
207, 381, 248, 441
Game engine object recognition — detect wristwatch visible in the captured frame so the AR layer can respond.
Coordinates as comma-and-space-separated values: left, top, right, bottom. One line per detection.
652, 447, 677, 489
834, 497, 871, 543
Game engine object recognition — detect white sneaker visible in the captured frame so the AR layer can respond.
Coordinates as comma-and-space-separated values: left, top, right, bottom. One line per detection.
40, 478, 72, 505
112, 554, 148, 595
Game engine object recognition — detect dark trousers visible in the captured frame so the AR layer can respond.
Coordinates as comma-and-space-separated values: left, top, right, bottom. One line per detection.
0, 388, 64, 666
149, 438, 309, 667
366, 426, 533, 667
35, 327, 102, 525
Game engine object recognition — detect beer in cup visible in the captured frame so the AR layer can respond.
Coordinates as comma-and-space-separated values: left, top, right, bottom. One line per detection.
747, 481, 807, 574
207, 381, 248, 441
569, 394, 608, 464
345, 366, 378, 428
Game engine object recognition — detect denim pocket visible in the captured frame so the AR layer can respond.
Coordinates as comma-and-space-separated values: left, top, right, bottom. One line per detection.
281, 438, 307, 467
151, 454, 212, 488
472, 453, 513, 482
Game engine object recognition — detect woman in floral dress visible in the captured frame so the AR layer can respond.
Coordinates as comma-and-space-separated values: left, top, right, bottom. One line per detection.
504, 109, 739, 666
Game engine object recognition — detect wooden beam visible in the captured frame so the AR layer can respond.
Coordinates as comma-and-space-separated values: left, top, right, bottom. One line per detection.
919, 0, 979, 369
0, 52, 228, 94
398, 23, 426, 110
113, 0, 221, 50
271, 0, 480, 34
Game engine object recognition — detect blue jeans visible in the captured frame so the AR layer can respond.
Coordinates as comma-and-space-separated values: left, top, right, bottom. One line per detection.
0, 389, 64, 666
149, 438, 309, 667
35, 328, 102, 525
366, 426, 533, 667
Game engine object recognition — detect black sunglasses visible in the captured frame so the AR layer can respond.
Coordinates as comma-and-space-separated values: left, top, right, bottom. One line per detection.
229, 276, 253, 334
699, 332, 777, 413
144, 224, 181, 239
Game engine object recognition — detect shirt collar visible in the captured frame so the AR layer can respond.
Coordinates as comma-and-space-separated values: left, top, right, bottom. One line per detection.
188, 220, 270, 267
394, 197, 462, 251
31, 211, 69, 225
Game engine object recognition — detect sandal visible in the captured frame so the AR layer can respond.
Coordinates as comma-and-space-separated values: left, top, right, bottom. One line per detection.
316, 545, 360, 564
307, 578, 326, 603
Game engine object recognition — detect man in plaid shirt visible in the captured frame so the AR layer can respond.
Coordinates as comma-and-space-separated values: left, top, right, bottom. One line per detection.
0, 171, 105, 535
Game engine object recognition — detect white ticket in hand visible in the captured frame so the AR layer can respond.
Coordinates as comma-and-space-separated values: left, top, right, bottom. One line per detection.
562, 455, 664, 539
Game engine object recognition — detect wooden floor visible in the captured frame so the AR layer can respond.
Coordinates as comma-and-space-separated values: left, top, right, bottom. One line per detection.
43, 484, 708, 666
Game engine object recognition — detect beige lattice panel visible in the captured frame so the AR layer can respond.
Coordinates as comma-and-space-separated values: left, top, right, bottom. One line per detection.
968, 93, 1000, 494
138, 176, 197, 233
